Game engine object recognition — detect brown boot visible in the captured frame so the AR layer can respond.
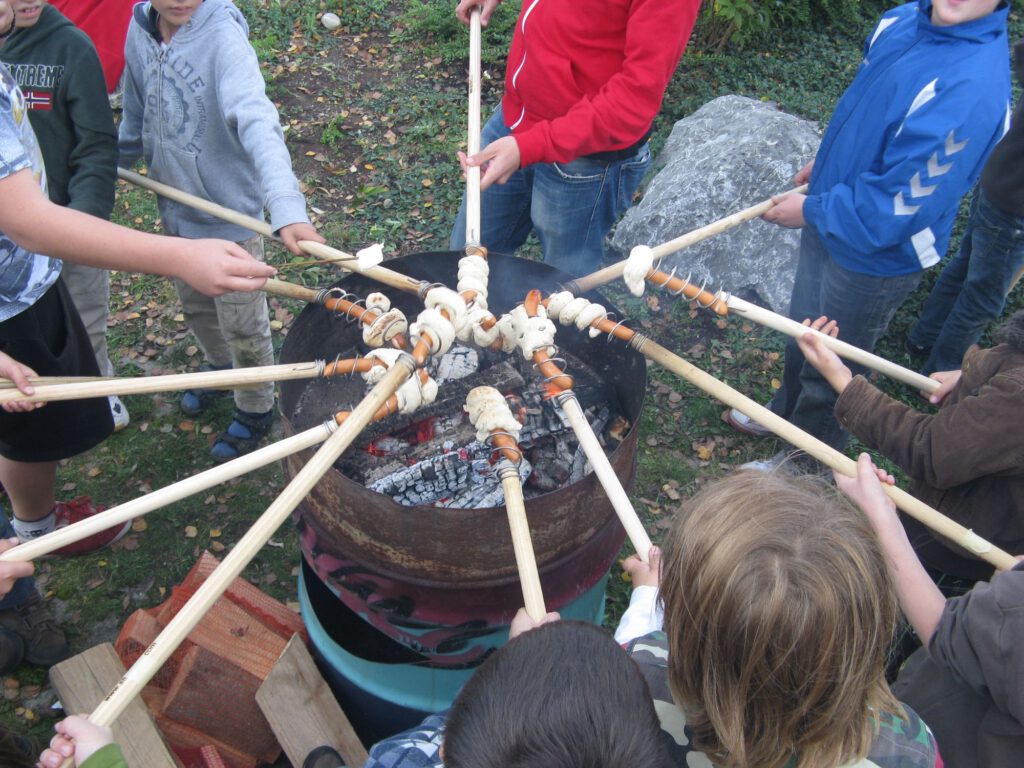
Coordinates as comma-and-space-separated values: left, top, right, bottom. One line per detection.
0, 626, 25, 674
0, 592, 68, 667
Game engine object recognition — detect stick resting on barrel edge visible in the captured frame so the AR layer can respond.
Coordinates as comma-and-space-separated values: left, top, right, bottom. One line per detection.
540, 290, 1018, 571
465, 386, 547, 622
572, 184, 809, 293
53, 360, 415, 768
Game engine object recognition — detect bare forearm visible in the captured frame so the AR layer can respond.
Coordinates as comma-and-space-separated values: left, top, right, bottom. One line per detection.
886, 537, 946, 642
5, 188, 183, 276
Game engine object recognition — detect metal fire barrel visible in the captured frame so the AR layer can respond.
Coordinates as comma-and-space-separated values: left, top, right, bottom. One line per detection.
278, 252, 646, 739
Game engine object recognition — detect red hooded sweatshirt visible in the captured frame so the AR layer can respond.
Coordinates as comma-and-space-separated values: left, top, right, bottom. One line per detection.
503, 0, 700, 168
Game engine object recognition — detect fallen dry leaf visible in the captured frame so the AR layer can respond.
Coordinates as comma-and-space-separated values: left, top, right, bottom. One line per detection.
184, 525, 198, 538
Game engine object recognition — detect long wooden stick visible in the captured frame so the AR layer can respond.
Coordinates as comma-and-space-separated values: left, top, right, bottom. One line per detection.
70, 360, 413, 748
0, 362, 326, 404
573, 184, 809, 293
498, 463, 546, 622
464, 8, 483, 246
556, 392, 653, 561
586, 262, 937, 394
634, 335, 1017, 571
1, 424, 333, 562
542, 296, 1017, 571
0, 375, 111, 389
468, 387, 547, 622
724, 294, 938, 393
118, 168, 424, 295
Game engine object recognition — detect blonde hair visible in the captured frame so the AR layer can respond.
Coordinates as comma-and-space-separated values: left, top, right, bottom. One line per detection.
659, 468, 902, 768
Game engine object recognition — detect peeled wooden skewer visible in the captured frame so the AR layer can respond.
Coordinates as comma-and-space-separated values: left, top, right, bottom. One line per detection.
619, 263, 937, 392
543, 294, 1017, 571
576, 243, 937, 395
522, 291, 653, 562
1, 361, 417, 562
463, 7, 483, 247
465, 386, 546, 622
118, 168, 425, 296
571, 184, 809, 292
0, 375, 111, 389
0, 360, 376, 405
56, 360, 415, 765
1, 427, 330, 562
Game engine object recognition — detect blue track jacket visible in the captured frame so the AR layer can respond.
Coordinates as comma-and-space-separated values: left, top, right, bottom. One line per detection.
803, 1, 1010, 277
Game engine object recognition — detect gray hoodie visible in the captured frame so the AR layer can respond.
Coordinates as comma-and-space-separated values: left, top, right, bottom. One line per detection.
118, 0, 309, 241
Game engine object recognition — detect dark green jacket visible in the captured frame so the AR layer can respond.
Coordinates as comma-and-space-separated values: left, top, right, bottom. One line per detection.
0, 4, 116, 218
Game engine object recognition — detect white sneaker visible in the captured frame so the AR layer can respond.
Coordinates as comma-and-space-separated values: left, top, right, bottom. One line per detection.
722, 407, 774, 437
740, 451, 788, 472
109, 396, 130, 432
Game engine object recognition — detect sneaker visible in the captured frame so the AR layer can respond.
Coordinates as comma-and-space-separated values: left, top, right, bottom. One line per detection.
303, 746, 345, 768
740, 450, 788, 472
0, 626, 25, 674
51, 496, 130, 557
210, 408, 276, 462
109, 395, 130, 432
741, 450, 827, 476
904, 337, 931, 360
722, 407, 774, 437
0, 592, 68, 667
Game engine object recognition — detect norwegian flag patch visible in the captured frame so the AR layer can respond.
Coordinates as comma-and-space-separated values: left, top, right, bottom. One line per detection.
22, 90, 52, 111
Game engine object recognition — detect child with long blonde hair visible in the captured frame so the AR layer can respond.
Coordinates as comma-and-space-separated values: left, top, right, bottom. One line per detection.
619, 466, 942, 768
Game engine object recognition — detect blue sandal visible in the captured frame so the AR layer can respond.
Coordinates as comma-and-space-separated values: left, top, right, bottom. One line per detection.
181, 362, 232, 416
210, 408, 275, 462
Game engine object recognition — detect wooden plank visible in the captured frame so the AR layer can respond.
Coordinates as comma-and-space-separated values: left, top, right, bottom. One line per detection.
156, 715, 257, 768
50, 643, 178, 768
256, 635, 368, 768
162, 645, 279, 763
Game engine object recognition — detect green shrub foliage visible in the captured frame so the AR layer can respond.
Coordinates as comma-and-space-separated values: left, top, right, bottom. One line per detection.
694, 0, 891, 50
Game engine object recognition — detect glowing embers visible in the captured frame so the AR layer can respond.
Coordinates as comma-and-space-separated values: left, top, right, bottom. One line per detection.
296, 342, 624, 508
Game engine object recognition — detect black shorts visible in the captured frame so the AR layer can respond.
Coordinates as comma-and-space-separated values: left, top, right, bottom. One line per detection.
0, 278, 113, 462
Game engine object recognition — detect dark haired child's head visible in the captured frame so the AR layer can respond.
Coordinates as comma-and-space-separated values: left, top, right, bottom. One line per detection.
0, 726, 34, 768
444, 619, 671, 768
659, 469, 902, 768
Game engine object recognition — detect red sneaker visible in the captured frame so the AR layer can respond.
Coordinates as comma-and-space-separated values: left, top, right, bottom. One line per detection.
52, 496, 130, 557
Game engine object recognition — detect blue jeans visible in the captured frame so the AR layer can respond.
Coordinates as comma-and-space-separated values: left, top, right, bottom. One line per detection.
769, 228, 923, 452
909, 189, 1024, 374
0, 516, 33, 610
450, 106, 651, 277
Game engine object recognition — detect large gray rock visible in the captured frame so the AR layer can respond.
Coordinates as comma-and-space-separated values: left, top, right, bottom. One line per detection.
611, 95, 821, 315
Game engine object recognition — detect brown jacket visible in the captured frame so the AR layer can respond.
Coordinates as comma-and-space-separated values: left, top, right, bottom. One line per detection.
835, 343, 1024, 580
893, 565, 1024, 768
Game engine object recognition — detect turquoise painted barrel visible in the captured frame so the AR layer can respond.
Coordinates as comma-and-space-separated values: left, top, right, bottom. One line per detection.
300, 557, 609, 745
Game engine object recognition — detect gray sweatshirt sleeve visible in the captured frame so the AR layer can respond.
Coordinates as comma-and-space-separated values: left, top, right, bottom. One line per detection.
927, 566, 1024, 728
215, 32, 309, 234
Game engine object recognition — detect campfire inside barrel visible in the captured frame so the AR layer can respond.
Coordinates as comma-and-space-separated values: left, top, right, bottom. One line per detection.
279, 251, 646, 739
